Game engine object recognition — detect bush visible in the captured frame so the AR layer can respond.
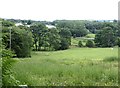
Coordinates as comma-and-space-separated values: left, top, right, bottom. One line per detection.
86, 40, 94, 47
78, 41, 83, 47
59, 38, 69, 50
73, 34, 76, 38
2, 48, 19, 86
117, 37, 120, 47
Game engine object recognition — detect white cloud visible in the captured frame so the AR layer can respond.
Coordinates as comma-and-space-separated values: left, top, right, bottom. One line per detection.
0, 0, 119, 21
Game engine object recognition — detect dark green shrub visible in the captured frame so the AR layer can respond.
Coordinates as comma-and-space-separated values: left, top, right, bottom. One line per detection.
59, 38, 69, 50
78, 41, 83, 47
86, 40, 94, 47
117, 37, 120, 47
73, 34, 76, 38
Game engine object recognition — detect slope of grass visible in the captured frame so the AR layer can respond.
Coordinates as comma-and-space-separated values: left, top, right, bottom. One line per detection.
11, 47, 118, 86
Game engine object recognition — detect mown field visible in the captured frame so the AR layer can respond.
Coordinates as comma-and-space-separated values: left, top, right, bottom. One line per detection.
11, 47, 118, 86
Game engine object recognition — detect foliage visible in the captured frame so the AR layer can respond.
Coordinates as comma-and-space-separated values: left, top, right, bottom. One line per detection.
116, 26, 120, 37
2, 27, 10, 48
59, 28, 71, 45
59, 28, 71, 50
2, 47, 19, 86
86, 40, 94, 47
2, 20, 15, 27
30, 24, 71, 51
73, 34, 76, 38
59, 38, 69, 50
103, 57, 118, 62
47, 28, 61, 50
95, 27, 116, 47
117, 37, 120, 47
55, 20, 89, 37
85, 21, 103, 33
85, 21, 118, 34
18, 25, 30, 30
30, 24, 61, 51
11, 27, 33, 57
30, 23, 48, 51
116, 29, 120, 37
2, 26, 33, 58
1, 19, 20, 86
78, 41, 83, 47
27, 20, 32, 25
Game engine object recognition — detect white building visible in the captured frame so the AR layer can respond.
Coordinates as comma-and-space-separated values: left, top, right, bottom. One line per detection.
15, 23, 23, 26
15, 23, 30, 27
46, 25, 56, 29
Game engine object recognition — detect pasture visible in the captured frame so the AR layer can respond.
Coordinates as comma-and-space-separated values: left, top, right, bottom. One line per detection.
11, 47, 118, 86
71, 34, 95, 46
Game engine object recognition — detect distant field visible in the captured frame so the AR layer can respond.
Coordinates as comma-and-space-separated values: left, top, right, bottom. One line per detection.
71, 34, 95, 46
85, 34, 95, 38
11, 47, 118, 86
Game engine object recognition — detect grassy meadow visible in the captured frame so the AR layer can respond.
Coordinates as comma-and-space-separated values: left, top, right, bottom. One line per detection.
11, 47, 118, 86
71, 34, 95, 46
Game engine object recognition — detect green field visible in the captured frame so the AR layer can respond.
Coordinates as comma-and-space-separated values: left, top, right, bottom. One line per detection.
71, 34, 95, 46
71, 37, 94, 46
11, 47, 118, 86
85, 34, 95, 38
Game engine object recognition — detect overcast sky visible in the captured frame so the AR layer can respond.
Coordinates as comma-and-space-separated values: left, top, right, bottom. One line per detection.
0, 0, 119, 21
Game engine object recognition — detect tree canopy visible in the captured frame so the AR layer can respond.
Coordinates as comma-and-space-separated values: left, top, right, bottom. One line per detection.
95, 27, 116, 47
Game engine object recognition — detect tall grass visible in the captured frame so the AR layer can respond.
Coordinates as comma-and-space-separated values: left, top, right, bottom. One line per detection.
11, 48, 118, 86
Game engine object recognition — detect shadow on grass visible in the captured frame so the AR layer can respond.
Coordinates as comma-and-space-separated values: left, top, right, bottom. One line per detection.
103, 57, 118, 62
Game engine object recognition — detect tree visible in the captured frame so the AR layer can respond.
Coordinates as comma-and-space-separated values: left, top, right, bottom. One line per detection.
95, 27, 116, 47
11, 27, 33, 57
2, 20, 15, 27
30, 23, 47, 51
59, 28, 71, 49
1, 19, 19, 86
47, 28, 61, 50
73, 34, 76, 38
59, 28, 71, 45
30, 24, 62, 51
27, 20, 32, 25
86, 40, 94, 47
55, 20, 88, 37
116, 26, 120, 37
59, 38, 69, 50
85, 21, 103, 34
2, 26, 33, 57
78, 41, 83, 47
117, 37, 120, 47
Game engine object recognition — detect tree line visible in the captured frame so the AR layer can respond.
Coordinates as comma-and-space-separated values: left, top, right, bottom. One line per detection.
2, 19, 72, 58
30, 23, 71, 51
1, 18, 120, 58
